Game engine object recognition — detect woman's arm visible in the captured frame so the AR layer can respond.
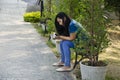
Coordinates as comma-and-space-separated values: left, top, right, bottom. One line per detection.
55, 33, 76, 41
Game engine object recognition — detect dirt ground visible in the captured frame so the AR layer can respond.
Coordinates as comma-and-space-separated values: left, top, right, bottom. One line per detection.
100, 25, 120, 78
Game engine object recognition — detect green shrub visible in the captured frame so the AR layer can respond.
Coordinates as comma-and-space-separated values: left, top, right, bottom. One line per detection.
47, 20, 55, 34
23, 11, 40, 23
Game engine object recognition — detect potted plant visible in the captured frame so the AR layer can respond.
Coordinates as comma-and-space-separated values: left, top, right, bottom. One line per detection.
74, 0, 110, 80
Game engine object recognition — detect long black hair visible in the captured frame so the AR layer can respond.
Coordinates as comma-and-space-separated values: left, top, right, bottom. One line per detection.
55, 12, 71, 36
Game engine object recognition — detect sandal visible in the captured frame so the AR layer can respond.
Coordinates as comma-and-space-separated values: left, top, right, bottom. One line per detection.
52, 62, 64, 66
56, 66, 72, 72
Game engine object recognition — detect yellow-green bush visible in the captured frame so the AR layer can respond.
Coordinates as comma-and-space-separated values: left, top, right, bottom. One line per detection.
23, 11, 40, 23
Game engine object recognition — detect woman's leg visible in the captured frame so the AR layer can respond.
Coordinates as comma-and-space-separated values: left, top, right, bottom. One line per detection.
62, 40, 74, 67
60, 40, 65, 63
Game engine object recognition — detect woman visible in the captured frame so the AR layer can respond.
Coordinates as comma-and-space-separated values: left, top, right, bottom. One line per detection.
52, 12, 78, 72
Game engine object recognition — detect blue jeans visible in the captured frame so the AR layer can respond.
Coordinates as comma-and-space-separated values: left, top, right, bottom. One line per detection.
60, 40, 74, 67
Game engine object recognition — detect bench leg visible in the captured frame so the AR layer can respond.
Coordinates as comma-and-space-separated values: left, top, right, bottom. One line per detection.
72, 52, 88, 71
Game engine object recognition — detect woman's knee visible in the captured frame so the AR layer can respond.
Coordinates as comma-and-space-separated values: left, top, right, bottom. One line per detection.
62, 40, 74, 48
62, 40, 69, 46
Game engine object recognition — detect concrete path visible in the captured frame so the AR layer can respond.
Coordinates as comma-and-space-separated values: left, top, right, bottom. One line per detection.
0, 0, 76, 80
22, 0, 40, 12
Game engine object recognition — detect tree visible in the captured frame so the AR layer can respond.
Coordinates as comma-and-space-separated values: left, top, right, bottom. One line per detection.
75, 0, 110, 66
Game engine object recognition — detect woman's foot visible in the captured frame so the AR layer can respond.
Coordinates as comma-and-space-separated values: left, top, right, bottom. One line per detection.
56, 66, 72, 72
52, 62, 64, 67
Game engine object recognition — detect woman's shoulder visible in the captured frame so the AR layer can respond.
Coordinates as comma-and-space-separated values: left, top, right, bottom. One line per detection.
70, 20, 82, 28
69, 20, 78, 33
70, 19, 77, 26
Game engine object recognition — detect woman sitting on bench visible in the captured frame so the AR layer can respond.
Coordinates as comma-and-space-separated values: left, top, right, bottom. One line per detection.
52, 12, 79, 72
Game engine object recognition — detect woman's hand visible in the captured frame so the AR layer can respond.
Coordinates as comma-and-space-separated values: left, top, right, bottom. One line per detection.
53, 36, 60, 40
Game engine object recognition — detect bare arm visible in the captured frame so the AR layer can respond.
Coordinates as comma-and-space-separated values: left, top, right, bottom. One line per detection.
55, 33, 76, 41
